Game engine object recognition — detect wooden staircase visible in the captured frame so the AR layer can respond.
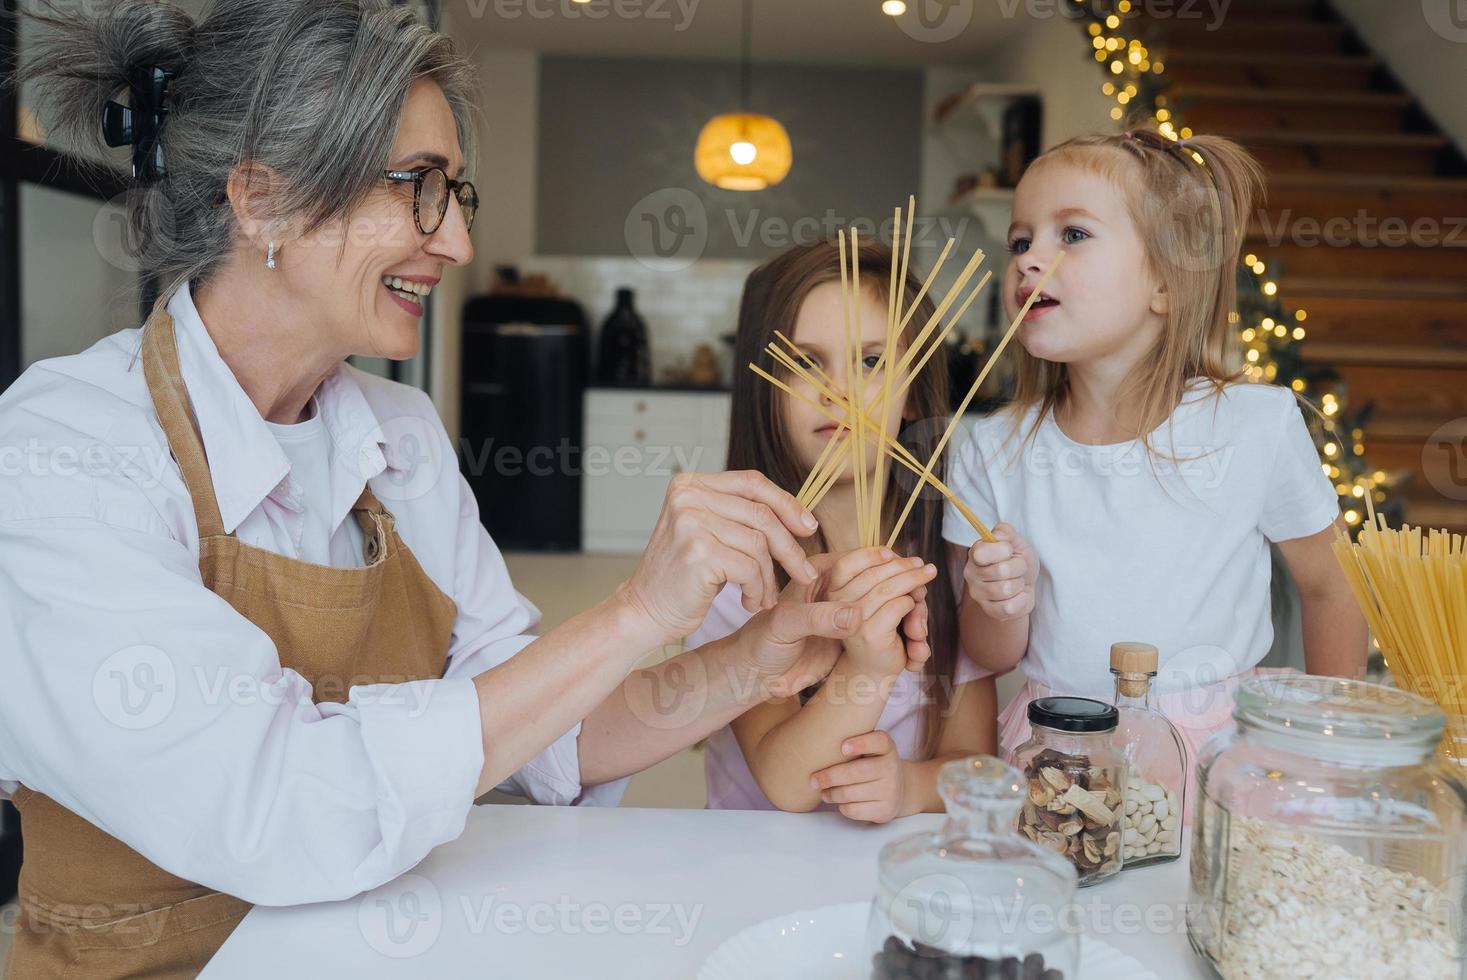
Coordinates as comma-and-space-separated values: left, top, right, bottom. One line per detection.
1140, 0, 1467, 532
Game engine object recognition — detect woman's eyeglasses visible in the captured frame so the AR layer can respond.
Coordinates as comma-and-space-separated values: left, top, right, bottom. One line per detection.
381, 167, 478, 234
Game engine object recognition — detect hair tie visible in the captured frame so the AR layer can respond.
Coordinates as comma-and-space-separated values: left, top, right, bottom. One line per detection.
101, 66, 175, 183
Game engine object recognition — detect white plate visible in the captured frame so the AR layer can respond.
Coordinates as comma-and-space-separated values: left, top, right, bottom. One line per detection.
697, 902, 1161, 980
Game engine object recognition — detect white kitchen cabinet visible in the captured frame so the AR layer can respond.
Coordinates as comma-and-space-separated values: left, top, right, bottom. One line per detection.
582, 389, 731, 553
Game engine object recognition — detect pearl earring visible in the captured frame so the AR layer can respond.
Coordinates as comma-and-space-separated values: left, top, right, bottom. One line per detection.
265, 240, 276, 270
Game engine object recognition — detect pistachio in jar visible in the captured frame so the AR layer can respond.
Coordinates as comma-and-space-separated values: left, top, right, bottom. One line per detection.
1108, 643, 1188, 868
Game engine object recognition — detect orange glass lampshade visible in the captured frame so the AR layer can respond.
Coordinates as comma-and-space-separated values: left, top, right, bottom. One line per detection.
694, 112, 792, 191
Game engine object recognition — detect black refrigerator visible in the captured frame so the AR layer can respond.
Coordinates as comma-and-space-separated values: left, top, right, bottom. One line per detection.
460, 295, 588, 551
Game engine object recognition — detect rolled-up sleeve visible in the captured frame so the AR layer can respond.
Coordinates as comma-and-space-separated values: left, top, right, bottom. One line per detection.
0, 516, 484, 906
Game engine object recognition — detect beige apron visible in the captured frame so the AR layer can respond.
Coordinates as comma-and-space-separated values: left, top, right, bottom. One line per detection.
6, 309, 460, 979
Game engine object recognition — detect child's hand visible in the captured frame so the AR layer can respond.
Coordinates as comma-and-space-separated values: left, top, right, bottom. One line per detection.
964, 522, 1038, 622
809, 730, 911, 824
825, 551, 936, 676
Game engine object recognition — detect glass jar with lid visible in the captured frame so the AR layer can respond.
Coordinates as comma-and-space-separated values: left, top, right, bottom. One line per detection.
1109, 641, 1187, 869
1007, 697, 1126, 886
1188, 675, 1467, 979
868, 756, 1078, 980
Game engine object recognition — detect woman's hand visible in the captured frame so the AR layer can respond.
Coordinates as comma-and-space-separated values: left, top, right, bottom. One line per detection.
809, 730, 912, 823
963, 522, 1038, 623
734, 587, 855, 701
617, 471, 822, 645
825, 551, 937, 677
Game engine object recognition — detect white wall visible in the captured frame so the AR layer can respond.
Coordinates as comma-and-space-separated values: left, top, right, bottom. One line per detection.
1332, 0, 1467, 155
986, 17, 1115, 149
20, 186, 140, 367
430, 38, 542, 438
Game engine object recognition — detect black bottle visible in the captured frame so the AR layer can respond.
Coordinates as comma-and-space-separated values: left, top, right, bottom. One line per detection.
596, 288, 651, 386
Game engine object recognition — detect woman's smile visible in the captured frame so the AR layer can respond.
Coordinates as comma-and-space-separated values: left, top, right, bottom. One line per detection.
381, 273, 438, 317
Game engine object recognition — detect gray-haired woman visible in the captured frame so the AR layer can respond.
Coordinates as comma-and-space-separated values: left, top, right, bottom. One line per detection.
0, 2, 930, 976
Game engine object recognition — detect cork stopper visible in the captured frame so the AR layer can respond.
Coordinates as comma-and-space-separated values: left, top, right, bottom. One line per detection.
1111, 642, 1158, 698
1110, 641, 1158, 674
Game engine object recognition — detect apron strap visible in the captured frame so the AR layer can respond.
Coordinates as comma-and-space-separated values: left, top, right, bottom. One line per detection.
140, 309, 228, 538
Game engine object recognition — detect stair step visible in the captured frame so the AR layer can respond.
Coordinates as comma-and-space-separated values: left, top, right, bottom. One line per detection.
1147, 20, 1347, 54
1219, 0, 1325, 17
1299, 342, 1467, 369
1331, 364, 1467, 419
1260, 173, 1467, 226
1225, 131, 1448, 176
1164, 51, 1379, 89
1170, 85, 1409, 134
1269, 172, 1467, 193
1227, 131, 1446, 147
1276, 295, 1467, 350
1368, 415, 1459, 443
1359, 424, 1467, 524
1276, 276, 1467, 302
1244, 240, 1466, 282
1170, 85, 1409, 107
1399, 500, 1467, 535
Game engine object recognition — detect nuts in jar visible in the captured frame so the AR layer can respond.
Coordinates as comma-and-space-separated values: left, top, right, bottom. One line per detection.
1119, 771, 1180, 863
1016, 748, 1122, 880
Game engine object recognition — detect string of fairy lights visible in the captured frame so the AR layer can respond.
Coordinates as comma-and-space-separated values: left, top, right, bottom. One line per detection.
1074, 0, 1398, 530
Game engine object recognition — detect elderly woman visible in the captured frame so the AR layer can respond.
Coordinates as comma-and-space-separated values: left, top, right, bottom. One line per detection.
0, 2, 929, 976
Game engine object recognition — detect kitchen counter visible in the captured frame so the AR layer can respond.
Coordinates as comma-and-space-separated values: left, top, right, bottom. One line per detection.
201, 805, 1207, 978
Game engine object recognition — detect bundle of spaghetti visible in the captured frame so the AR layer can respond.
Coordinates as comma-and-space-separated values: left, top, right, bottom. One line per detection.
1332, 506, 1467, 765
747, 356, 988, 536
885, 250, 1064, 549
747, 197, 1001, 548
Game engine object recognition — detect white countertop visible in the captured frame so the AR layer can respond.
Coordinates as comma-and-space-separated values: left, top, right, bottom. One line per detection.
200, 805, 1208, 978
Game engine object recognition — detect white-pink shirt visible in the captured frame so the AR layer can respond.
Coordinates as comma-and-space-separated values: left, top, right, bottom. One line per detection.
0, 283, 619, 909
688, 583, 989, 810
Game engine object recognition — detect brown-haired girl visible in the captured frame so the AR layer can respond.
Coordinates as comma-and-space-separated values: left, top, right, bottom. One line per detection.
688, 239, 999, 822
944, 127, 1367, 791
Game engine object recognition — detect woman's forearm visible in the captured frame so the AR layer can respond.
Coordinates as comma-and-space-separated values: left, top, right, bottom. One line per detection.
472, 593, 665, 797
1299, 589, 1369, 679
959, 594, 1028, 673
747, 656, 900, 812
575, 632, 772, 786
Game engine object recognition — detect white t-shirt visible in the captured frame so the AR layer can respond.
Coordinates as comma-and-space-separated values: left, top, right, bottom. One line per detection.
942, 381, 1339, 699
264, 398, 363, 567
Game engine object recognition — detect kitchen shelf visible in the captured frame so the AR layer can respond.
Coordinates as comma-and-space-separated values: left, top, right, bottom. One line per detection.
932, 83, 1043, 140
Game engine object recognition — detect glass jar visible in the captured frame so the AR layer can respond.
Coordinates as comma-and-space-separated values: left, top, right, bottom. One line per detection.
868, 756, 1079, 980
1109, 642, 1187, 869
1007, 697, 1125, 886
1188, 675, 1467, 979
1446, 712, 1467, 771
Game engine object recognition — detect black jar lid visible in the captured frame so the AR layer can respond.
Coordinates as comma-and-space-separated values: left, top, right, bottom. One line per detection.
1027, 696, 1118, 733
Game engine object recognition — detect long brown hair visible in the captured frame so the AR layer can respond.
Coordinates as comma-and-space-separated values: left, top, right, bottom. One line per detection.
1008, 125, 1263, 455
728, 239, 959, 760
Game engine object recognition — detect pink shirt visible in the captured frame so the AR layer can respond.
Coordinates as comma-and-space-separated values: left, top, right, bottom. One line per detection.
688, 583, 990, 810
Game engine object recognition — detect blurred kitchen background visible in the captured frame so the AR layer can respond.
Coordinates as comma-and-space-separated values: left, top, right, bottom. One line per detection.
5, 0, 1467, 826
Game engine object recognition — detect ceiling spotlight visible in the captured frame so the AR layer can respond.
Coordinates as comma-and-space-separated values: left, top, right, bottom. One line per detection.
882, 0, 907, 15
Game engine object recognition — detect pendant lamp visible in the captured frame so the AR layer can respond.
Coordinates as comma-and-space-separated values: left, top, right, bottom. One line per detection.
694, 0, 792, 191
